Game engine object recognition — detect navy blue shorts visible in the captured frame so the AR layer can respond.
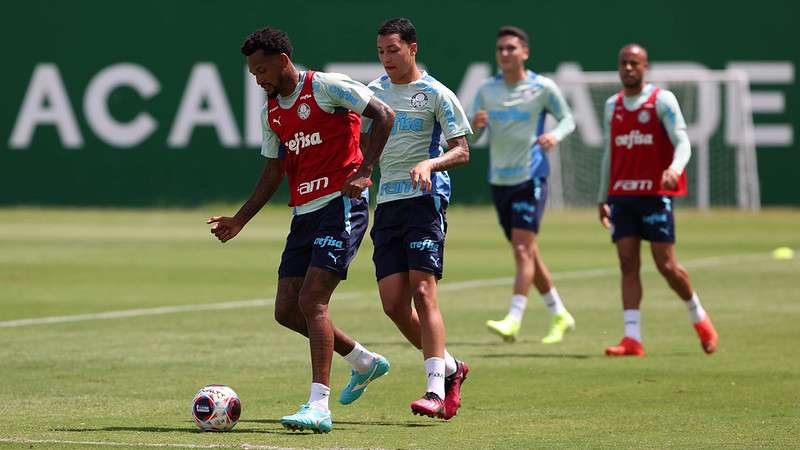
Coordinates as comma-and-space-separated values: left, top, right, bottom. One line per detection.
608, 195, 676, 243
278, 196, 368, 280
491, 178, 548, 240
370, 195, 447, 281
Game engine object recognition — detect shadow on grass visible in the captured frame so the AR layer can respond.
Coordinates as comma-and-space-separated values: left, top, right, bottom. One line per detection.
363, 340, 505, 348
241, 418, 437, 428
56, 418, 437, 436
481, 353, 594, 359
53, 426, 283, 435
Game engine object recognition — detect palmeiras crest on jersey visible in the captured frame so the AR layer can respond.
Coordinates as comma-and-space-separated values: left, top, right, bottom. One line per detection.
298, 103, 311, 120
410, 92, 428, 109
638, 110, 651, 124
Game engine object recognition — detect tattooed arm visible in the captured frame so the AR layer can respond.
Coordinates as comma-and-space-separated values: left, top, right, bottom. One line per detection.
342, 96, 395, 198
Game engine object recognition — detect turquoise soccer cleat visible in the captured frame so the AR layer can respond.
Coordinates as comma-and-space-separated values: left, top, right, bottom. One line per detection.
339, 354, 390, 405
280, 403, 332, 434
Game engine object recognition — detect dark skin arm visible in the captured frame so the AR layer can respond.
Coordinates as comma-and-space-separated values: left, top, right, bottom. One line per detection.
207, 157, 284, 242
342, 96, 395, 198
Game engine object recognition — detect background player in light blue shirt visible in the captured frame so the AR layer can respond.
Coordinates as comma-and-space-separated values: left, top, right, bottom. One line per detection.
360, 18, 471, 419
470, 26, 577, 344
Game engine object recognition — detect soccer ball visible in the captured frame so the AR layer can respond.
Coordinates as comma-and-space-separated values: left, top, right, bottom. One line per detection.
191, 384, 241, 431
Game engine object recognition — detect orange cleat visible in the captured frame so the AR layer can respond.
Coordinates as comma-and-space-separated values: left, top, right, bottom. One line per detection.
693, 315, 718, 354
605, 336, 645, 357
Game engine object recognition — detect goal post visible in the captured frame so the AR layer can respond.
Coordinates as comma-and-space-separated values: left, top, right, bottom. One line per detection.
545, 65, 760, 210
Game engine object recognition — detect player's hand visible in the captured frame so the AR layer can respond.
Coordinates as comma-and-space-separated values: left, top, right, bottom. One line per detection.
472, 111, 488, 129
410, 160, 434, 192
537, 133, 559, 151
661, 168, 679, 191
207, 216, 243, 243
342, 169, 373, 198
598, 203, 611, 229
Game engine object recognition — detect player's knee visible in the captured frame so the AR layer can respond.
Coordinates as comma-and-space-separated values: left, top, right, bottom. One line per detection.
512, 243, 534, 263
656, 259, 678, 278
382, 299, 409, 321
297, 293, 328, 318
411, 284, 438, 312
618, 255, 640, 274
273, 302, 297, 329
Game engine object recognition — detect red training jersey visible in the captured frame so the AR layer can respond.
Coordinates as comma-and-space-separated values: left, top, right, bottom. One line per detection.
608, 86, 687, 197
267, 71, 363, 207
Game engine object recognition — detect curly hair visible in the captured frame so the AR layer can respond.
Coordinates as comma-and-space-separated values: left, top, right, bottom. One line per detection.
378, 17, 417, 44
241, 27, 293, 57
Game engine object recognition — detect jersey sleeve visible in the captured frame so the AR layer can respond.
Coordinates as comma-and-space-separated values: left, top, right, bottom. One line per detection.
541, 77, 576, 142
260, 104, 280, 158
656, 90, 692, 174
359, 79, 381, 134
435, 85, 473, 140
312, 72, 374, 115
597, 95, 617, 202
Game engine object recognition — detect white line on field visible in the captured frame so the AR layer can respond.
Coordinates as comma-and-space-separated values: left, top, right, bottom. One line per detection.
0, 251, 779, 329
0, 437, 295, 449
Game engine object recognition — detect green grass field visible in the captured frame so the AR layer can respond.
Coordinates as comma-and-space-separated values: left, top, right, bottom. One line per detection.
1, 206, 798, 449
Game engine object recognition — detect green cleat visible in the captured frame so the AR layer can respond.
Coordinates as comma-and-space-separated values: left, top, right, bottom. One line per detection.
541, 311, 576, 344
280, 403, 332, 434
486, 315, 521, 342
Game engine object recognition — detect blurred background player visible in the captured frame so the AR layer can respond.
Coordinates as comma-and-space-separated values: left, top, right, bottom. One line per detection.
362, 18, 471, 419
598, 43, 718, 357
470, 26, 577, 344
208, 27, 395, 433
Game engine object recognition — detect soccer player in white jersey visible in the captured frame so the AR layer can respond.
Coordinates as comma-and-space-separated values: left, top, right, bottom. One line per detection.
598, 43, 718, 357
208, 27, 396, 433
470, 26, 577, 344
361, 18, 471, 419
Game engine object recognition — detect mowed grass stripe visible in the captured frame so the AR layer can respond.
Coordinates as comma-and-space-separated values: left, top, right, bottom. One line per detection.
0, 250, 779, 329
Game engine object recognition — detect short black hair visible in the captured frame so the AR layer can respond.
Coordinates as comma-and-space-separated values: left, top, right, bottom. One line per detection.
241, 27, 293, 57
497, 26, 529, 47
378, 17, 417, 44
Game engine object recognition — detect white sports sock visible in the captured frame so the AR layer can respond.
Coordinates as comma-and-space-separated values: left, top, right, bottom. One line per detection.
443, 349, 457, 377
308, 382, 330, 412
623, 309, 642, 342
343, 341, 376, 373
684, 292, 706, 324
507, 294, 528, 322
541, 287, 567, 315
424, 357, 446, 399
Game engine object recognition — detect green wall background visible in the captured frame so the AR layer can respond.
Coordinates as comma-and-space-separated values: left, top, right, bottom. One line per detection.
2, 0, 798, 206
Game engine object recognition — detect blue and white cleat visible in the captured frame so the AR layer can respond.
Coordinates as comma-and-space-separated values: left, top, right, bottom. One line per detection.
339, 355, 390, 405
280, 403, 332, 434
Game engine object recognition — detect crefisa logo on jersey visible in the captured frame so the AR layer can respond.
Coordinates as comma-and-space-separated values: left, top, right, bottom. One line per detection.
285, 131, 323, 154
614, 129, 654, 149
638, 110, 651, 124
297, 103, 311, 120
410, 92, 428, 109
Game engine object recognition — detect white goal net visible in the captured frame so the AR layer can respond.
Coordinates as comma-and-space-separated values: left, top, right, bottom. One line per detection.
546, 64, 760, 210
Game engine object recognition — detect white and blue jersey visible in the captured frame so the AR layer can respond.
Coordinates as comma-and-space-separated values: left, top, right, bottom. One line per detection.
470, 71, 575, 186
361, 71, 472, 204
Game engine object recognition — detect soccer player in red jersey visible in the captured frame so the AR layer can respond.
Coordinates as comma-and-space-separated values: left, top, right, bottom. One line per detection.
598, 44, 718, 357
208, 27, 395, 433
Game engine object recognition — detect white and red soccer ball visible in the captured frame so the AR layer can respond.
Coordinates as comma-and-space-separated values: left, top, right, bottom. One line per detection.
191, 384, 241, 431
